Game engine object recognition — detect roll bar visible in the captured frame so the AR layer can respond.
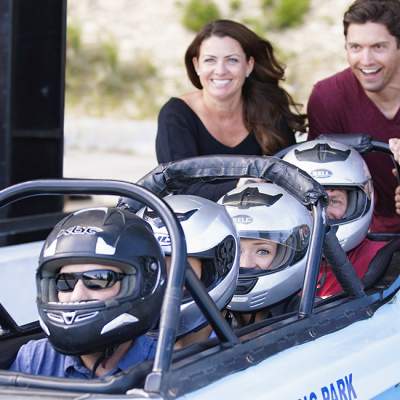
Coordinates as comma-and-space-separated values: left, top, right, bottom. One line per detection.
119, 155, 328, 212
0, 179, 187, 394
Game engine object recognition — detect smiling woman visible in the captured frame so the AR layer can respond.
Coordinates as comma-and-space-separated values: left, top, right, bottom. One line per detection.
155, 19, 306, 200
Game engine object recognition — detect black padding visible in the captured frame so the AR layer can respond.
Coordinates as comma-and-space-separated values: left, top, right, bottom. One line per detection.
119, 155, 328, 212
0, 332, 45, 370
362, 238, 400, 289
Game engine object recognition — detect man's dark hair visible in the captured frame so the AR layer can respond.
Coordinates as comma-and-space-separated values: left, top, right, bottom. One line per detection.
343, 0, 400, 45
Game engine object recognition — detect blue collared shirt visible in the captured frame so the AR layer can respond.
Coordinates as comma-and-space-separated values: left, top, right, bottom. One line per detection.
9, 335, 157, 379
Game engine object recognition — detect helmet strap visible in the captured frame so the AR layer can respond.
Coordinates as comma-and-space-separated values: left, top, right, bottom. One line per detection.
90, 346, 117, 378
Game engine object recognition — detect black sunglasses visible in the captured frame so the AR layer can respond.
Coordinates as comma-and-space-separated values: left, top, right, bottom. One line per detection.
55, 269, 127, 292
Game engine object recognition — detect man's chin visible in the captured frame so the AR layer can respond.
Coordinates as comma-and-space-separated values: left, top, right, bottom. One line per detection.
354, 71, 385, 93
358, 78, 385, 93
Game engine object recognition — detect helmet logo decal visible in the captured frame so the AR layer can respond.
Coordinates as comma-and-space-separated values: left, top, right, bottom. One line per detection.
101, 313, 139, 335
232, 215, 253, 224
155, 233, 171, 246
56, 225, 102, 238
95, 237, 116, 255
311, 169, 332, 179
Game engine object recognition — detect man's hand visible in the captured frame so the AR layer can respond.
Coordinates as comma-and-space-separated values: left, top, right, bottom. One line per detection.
395, 186, 400, 215
389, 138, 400, 214
389, 138, 400, 164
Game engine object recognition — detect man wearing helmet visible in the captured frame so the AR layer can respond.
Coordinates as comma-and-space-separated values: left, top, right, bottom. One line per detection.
9, 207, 166, 378
221, 182, 313, 325
140, 195, 240, 348
284, 139, 389, 298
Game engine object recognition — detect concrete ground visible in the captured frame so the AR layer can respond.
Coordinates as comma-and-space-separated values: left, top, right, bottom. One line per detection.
63, 117, 158, 210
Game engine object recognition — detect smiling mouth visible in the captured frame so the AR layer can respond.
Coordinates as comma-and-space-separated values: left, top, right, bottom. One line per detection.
358, 67, 382, 76
211, 79, 231, 87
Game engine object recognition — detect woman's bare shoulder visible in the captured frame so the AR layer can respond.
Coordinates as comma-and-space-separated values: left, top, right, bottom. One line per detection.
179, 91, 202, 112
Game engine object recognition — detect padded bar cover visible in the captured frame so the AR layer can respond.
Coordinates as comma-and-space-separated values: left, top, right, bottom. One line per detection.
121, 155, 328, 211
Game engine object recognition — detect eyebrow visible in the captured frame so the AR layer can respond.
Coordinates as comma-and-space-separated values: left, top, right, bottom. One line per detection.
251, 240, 275, 246
201, 53, 242, 58
347, 40, 390, 46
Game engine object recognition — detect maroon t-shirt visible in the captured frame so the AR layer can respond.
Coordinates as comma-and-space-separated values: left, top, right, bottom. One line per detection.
307, 68, 400, 233
317, 238, 387, 298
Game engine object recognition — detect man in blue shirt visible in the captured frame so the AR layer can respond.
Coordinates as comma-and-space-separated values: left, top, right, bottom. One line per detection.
9, 207, 166, 379
10, 332, 156, 379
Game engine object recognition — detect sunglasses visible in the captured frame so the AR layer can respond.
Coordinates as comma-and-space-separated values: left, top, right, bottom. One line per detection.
55, 269, 127, 292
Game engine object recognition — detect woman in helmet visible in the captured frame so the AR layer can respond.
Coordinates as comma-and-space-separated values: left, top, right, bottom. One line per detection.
283, 139, 389, 297
221, 182, 313, 325
9, 207, 166, 378
140, 195, 240, 348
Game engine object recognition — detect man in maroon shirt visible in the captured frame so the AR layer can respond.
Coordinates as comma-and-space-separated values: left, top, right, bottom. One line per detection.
307, 0, 400, 233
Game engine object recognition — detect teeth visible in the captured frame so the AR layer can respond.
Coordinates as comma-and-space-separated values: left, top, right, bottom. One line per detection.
212, 79, 231, 87
360, 67, 380, 74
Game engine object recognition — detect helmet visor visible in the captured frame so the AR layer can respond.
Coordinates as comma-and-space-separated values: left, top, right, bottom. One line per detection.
325, 185, 372, 226
238, 225, 310, 276
238, 224, 310, 251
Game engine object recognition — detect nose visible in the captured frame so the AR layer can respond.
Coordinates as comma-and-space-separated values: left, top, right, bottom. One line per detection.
326, 206, 340, 220
240, 251, 255, 269
69, 279, 91, 302
359, 48, 374, 65
214, 60, 227, 75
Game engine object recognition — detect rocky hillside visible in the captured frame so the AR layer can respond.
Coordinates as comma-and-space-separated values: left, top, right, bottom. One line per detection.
67, 0, 353, 117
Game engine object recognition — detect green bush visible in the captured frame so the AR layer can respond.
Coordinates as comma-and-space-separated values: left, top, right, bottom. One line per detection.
181, 0, 221, 32
260, 0, 274, 8
65, 23, 160, 118
229, 0, 242, 12
272, 0, 310, 29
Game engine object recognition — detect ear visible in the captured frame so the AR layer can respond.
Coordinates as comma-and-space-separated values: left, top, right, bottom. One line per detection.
246, 56, 255, 77
192, 57, 200, 76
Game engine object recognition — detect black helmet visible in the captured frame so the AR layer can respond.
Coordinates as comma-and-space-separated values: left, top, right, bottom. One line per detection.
37, 207, 166, 355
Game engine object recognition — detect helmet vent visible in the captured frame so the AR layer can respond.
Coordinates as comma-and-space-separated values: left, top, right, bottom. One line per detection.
47, 311, 99, 325
294, 144, 350, 163
249, 294, 268, 309
235, 277, 257, 295
223, 187, 282, 209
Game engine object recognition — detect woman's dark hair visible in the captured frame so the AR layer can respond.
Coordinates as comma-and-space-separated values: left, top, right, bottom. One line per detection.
184, 19, 306, 155
343, 0, 400, 46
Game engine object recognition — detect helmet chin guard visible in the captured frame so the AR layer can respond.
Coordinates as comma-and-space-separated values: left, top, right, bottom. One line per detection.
37, 207, 166, 355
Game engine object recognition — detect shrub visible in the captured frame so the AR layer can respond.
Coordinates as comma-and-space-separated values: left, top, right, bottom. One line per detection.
260, 0, 274, 8
229, 0, 242, 12
181, 0, 221, 32
272, 0, 310, 29
65, 23, 160, 118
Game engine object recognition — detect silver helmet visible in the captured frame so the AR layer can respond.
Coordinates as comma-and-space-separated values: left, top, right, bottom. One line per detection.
283, 139, 374, 252
139, 195, 239, 336
221, 183, 312, 312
